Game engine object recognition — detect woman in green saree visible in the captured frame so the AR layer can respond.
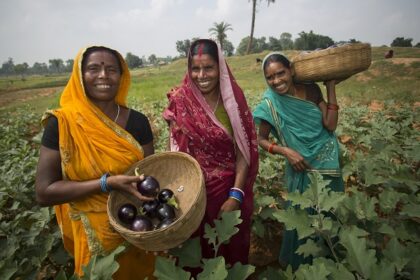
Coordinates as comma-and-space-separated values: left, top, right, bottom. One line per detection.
253, 52, 344, 270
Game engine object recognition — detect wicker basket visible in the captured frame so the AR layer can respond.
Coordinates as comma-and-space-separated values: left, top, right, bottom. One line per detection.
292, 43, 372, 82
107, 151, 206, 251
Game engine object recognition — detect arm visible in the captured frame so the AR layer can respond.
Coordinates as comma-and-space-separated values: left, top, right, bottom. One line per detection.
142, 141, 154, 157
257, 119, 310, 172
35, 146, 153, 207
319, 80, 339, 131
219, 144, 249, 215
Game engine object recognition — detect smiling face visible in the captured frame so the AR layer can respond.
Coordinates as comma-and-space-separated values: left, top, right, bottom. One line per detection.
190, 54, 220, 95
82, 49, 121, 103
264, 61, 294, 94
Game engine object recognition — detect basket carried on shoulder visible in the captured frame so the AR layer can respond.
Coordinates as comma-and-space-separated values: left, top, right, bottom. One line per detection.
107, 151, 206, 251
292, 43, 372, 82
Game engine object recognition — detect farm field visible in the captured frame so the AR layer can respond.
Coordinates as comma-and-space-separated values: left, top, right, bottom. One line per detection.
0, 47, 419, 279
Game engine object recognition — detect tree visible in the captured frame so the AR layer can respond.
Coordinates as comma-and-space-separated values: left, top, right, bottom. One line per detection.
268, 36, 282, 51
208, 21, 233, 50
48, 59, 64, 73
14, 63, 29, 79
1, 57, 15, 76
279, 32, 294, 50
223, 40, 235, 56
391, 37, 413, 47
236, 36, 268, 55
65, 59, 74, 72
294, 30, 334, 50
31, 62, 48, 75
176, 39, 191, 57
415, 42, 420, 48
148, 54, 157, 65
246, 0, 276, 54
125, 52, 142, 69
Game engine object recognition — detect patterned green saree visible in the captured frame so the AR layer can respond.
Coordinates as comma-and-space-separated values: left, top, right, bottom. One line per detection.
253, 88, 344, 270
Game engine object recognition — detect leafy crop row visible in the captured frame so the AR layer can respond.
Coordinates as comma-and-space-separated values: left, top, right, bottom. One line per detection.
0, 100, 419, 279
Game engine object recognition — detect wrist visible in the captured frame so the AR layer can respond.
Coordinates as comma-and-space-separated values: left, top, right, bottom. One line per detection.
100, 173, 112, 192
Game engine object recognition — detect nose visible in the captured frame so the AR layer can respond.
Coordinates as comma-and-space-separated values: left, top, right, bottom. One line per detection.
98, 66, 107, 78
198, 68, 206, 78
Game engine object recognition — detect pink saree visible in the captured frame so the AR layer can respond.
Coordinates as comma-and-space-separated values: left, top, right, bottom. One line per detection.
163, 40, 258, 265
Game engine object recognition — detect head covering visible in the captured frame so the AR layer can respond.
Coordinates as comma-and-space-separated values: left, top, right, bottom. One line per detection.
42, 46, 155, 277
163, 39, 258, 265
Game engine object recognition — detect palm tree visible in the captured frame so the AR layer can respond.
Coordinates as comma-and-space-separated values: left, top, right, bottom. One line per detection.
246, 0, 276, 54
209, 21, 233, 50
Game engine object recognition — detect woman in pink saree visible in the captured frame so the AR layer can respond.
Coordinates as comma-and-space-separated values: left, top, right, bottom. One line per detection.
163, 39, 258, 266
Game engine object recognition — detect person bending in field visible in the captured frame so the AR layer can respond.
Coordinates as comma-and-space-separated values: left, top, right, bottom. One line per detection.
35, 46, 156, 279
253, 52, 344, 270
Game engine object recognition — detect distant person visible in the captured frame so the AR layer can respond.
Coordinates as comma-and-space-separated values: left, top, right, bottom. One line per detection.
384, 49, 394, 58
35, 46, 155, 279
163, 39, 259, 269
253, 52, 344, 270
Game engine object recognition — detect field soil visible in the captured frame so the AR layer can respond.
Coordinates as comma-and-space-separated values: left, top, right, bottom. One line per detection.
0, 86, 61, 107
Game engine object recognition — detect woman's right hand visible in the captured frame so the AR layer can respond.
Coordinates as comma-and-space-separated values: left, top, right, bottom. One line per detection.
282, 147, 310, 172
107, 175, 155, 202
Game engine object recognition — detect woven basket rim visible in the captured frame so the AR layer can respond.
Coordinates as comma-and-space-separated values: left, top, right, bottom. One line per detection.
107, 151, 205, 238
292, 43, 371, 63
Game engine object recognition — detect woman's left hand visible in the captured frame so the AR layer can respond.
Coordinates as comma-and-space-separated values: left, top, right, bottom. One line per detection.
218, 198, 241, 217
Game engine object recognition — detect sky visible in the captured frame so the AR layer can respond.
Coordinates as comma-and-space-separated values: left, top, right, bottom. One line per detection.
1, 0, 419, 65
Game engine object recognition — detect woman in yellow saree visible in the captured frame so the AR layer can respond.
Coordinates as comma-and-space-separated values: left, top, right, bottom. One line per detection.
35, 46, 155, 279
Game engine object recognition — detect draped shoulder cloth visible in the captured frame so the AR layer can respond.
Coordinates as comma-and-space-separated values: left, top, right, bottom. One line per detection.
41, 46, 154, 278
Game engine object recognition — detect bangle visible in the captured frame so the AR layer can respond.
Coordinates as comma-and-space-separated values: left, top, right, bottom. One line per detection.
268, 142, 277, 154
229, 189, 244, 204
230, 187, 245, 198
327, 103, 339, 111
100, 173, 111, 192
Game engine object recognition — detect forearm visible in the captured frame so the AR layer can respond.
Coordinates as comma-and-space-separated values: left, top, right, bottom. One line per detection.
234, 150, 249, 191
323, 82, 339, 131
36, 178, 102, 206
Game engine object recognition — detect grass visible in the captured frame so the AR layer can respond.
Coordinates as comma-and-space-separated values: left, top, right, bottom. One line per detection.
0, 47, 419, 113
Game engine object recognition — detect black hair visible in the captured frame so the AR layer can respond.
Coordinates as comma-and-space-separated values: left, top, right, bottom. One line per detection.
263, 53, 291, 73
190, 39, 219, 62
82, 46, 123, 74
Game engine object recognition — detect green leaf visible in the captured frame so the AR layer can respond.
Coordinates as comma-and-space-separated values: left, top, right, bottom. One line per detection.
0, 259, 18, 280
204, 210, 242, 247
314, 258, 355, 280
369, 259, 395, 280
378, 189, 404, 213
377, 223, 395, 236
400, 202, 420, 218
153, 256, 191, 280
197, 257, 228, 280
382, 238, 410, 271
257, 266, 289, 280
339, 226, 376, 278
169, 237, 202, 268
80, 245, 125, 280
342, 189, 378, 221
272, 208, 315, 240
294, 262, 330, 280
251, 218, 265, 238
295, 239, 322, 258
226, 262, 255, 280
255, 195, 276, 207
320, 191, 346, 212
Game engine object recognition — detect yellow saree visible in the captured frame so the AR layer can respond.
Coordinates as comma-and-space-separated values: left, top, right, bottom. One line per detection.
42, 46, 155, 278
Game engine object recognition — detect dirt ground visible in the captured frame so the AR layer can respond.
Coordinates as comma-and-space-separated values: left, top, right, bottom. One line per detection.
0, 86, 62, 108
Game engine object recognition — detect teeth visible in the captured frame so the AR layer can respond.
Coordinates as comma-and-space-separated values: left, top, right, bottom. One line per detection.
96, 84, 110, 89
198, 81, 210, 87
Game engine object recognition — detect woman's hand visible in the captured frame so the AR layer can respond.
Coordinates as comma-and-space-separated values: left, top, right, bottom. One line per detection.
282, 147, 310, 172
218, 198, 241, 217
107, 175, 155, 202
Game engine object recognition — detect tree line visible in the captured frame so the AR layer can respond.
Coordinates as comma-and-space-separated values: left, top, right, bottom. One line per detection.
1, 29, 418, 78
